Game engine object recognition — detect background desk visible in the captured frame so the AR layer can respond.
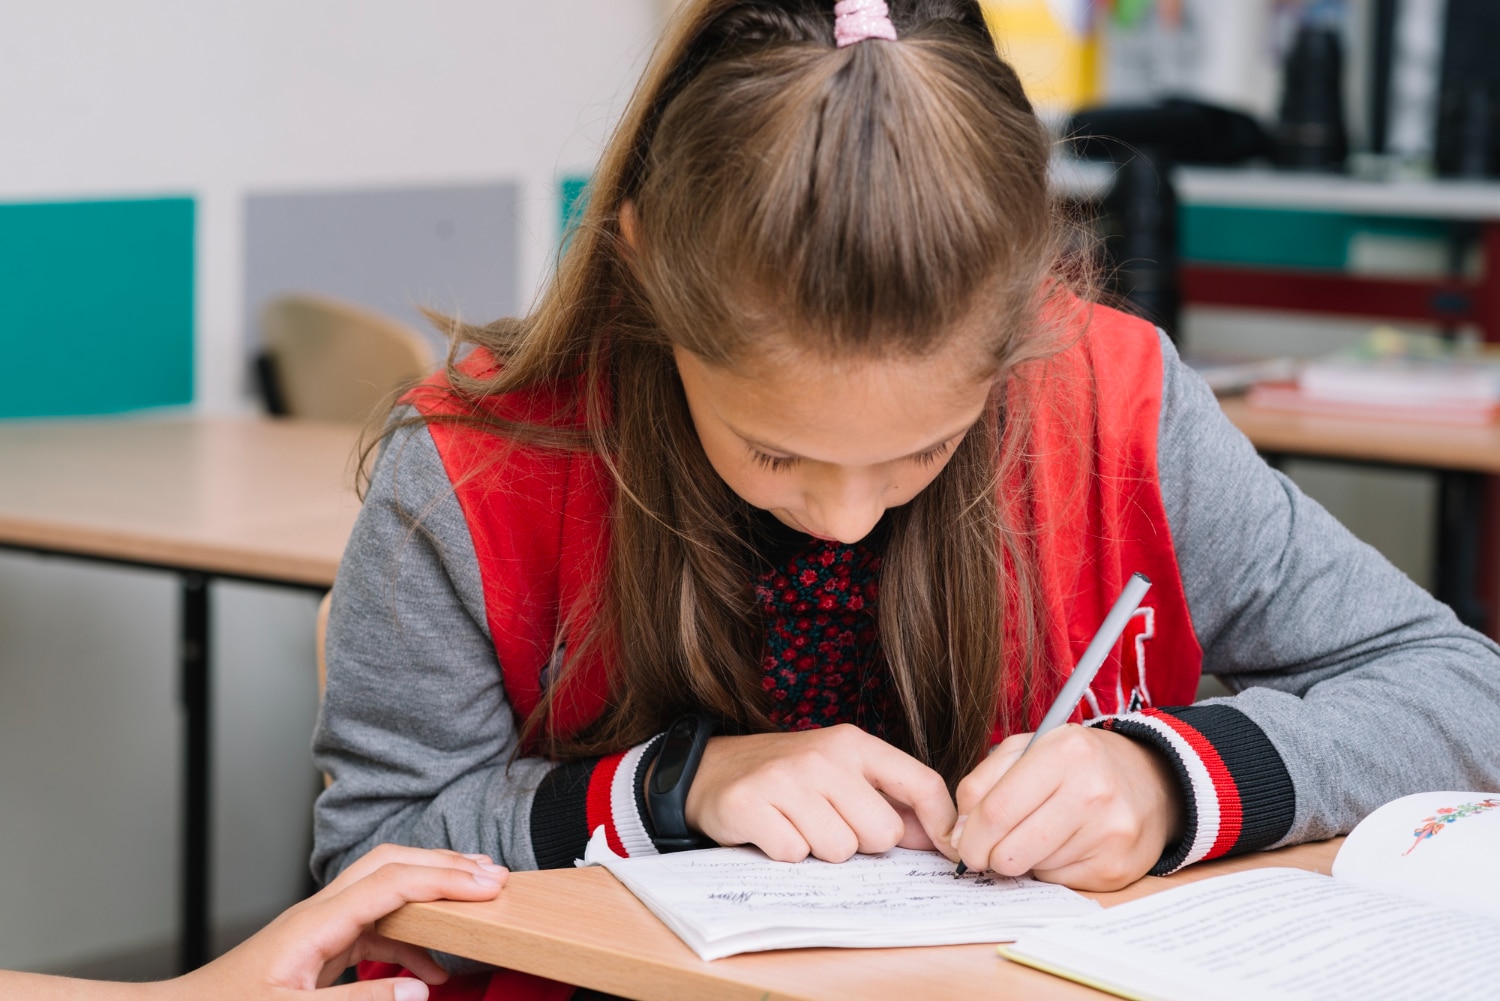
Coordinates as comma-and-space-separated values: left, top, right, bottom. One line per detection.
0, 417, 359, 971
377, 839, 1340, 1001
1221, 398, 1500, 632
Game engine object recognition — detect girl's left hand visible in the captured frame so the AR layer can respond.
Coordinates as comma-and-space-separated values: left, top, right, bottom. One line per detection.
949, 725, 1184, 892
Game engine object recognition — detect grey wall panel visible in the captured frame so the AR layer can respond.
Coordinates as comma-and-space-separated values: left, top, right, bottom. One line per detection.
244, 182, 521, 359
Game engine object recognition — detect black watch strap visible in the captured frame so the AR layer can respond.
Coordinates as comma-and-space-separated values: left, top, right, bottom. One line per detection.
646, 714, 716, 852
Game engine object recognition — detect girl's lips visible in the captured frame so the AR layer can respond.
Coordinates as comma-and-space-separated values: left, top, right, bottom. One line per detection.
783, 511, 838, 542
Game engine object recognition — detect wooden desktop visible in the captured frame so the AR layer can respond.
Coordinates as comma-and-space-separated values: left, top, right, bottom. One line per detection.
0, 416, 359, 583
377, 838, 1341, 1001
1220, 396, 1500, 473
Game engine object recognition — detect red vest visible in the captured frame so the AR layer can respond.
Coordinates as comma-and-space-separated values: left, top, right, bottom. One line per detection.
385, 300, 1203, 999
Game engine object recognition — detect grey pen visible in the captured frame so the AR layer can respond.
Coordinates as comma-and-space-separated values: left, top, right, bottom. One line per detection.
954, 572, 1153, 876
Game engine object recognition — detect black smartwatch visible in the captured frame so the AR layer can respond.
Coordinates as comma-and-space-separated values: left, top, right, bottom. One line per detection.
646, 713, 716, 852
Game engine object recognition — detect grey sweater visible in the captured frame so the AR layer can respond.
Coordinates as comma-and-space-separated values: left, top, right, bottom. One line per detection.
312, 330, 1500, 884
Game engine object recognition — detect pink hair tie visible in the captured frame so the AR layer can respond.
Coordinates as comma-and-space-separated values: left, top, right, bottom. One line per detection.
834, 0, 898, 48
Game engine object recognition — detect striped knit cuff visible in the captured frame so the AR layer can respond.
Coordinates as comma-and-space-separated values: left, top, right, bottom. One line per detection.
528, 735, 664, 869
1091, 705, 1295, 876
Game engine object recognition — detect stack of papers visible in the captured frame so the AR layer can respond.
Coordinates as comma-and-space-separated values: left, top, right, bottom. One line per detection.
579, 829, 1099, 960
1184, 353, 1298, 396
1247, 327, 1500, 425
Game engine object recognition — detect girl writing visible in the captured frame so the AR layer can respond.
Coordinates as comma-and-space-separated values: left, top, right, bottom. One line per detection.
314, 1, 1500, 996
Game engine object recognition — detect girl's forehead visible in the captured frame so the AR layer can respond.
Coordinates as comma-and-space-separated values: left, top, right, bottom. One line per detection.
675, 342, 995, 462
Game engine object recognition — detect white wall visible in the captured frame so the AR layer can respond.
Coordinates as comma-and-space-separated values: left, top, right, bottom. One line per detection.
0, 0, 660, 971
0, 0, 660, 413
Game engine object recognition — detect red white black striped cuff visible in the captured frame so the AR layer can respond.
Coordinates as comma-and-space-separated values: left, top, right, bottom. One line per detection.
595, 736, 663, 858
1091, 705, 1294, 875
529, 734, 664, 869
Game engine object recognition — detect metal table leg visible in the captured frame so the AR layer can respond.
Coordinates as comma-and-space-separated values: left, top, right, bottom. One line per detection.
180, 573, 211, 972
1435, 471, 1487, 634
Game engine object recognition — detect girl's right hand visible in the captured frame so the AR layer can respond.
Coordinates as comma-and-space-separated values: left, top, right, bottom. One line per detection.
683, 724, 959, 863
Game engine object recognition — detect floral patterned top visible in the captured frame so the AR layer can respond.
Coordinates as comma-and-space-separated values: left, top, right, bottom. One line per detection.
750, 510, 896, 738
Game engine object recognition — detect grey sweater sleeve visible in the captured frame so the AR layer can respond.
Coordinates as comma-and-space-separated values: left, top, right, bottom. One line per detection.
1141, 328, 1500, 859
310, 418, 557, 884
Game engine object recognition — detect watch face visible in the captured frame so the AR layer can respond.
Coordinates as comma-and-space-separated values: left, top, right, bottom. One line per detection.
654, 756, 687, 791
652, 717, 699, 793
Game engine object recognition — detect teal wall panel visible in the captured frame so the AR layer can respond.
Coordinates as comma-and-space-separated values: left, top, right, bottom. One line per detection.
1180, 205, 1449, 271
0, 198, 194, 418
560, 174, 590, 245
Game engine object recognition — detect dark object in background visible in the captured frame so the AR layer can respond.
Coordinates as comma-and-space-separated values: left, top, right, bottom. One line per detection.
1067, 99, 1273, 340
1097, 153, 1179, 340
1435, 0, 1500, 178
1368, 0, 1397, 155
255, 352, 289, 416
1437, 85, 1500, 179
1069, 99, 1273, 166
1275, 22, 1348, 170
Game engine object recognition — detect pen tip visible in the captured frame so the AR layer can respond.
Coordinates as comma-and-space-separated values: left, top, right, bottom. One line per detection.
954, 862, 967, 877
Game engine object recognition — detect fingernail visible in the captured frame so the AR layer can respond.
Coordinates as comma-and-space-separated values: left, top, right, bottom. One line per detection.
393, 980, 429, 1001
949, 815, 967, 846
473, 873, 503, 888
479, 861, 508, 876
462, 853, 492, 862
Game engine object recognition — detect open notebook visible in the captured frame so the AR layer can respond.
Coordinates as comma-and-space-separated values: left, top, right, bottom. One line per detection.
579, 828, 1098, 960
1000, 791, 1500, 1001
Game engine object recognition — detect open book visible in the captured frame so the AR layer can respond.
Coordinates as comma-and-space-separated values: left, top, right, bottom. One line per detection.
579, 828, 1098, 960
1000, 791, 1500, 1001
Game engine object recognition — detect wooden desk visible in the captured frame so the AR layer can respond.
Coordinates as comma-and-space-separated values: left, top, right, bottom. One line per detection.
0, 417, 359, 583
377, 839, 1339, 1001
0, 416, 360, 971
1220, 397, 1500, 473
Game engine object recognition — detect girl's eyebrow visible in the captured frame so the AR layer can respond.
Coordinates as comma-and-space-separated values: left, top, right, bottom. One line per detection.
728, 420, 976, 461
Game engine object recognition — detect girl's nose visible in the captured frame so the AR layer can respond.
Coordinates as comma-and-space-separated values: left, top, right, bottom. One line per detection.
804, 482, 885, 544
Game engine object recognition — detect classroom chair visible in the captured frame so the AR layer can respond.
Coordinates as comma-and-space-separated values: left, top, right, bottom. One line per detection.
258, 294, 436, 423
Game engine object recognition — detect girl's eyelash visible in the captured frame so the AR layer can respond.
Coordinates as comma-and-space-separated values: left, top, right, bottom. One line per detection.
750, 450, 799, 472
913, 441, 952, 467
749, 440, 952, 472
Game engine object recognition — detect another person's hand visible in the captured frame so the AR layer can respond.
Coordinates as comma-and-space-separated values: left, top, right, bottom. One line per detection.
174, 843, 507, 1000
950, 725, 1183, 891
684, 724, 958, 863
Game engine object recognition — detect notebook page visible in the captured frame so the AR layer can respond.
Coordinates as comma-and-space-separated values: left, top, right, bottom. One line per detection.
1332, 790, 1500, 921
1004, 868, 1500, 1001
581, 830, 1098, 960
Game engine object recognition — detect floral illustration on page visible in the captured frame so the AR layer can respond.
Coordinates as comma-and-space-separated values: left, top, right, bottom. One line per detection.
1404, 798, 1500, 855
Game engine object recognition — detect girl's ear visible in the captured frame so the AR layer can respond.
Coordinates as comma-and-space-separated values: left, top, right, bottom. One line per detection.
618, 199, 641, 254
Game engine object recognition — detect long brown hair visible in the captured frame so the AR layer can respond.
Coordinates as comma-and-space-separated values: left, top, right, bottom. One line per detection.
378, 0, 1085, 785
